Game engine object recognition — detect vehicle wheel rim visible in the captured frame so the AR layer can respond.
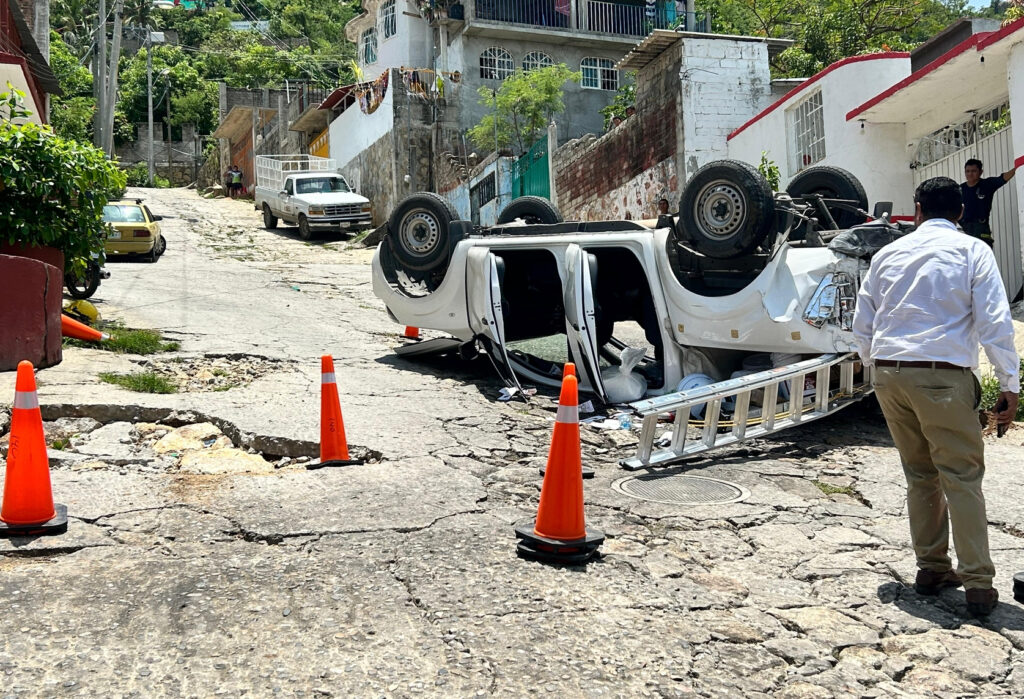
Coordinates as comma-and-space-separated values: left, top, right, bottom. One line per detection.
400, 208, 441, 257
695, 179, 747, 239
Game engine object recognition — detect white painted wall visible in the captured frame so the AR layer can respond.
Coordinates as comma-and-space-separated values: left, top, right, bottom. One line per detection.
1006, 41, 1024, 290
351, 0, 432, 80
328, 82, 395, 169
680, 38, 773, 178
728, 55, 915, 216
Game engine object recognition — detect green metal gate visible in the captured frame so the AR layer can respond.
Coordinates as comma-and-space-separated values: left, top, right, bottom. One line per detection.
511, 136, 550, 199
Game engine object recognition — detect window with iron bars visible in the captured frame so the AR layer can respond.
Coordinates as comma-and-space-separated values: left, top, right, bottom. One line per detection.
580, 57, 617, 91
480, 47, 514, 80
913, 102, 1011, 168
523, 51, 552, 72
379, 0, 396, 39
787, 90, 825, 174
361, 27, 378, 64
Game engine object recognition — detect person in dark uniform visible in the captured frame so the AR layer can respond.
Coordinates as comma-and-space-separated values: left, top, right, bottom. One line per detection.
960, 158, 1018, 246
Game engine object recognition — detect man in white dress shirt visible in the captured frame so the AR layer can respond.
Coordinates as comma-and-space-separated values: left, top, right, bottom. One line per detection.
853, 176, 1020, 617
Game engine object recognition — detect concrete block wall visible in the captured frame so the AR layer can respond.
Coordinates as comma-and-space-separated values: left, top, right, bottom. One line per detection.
678, 37, 772, 176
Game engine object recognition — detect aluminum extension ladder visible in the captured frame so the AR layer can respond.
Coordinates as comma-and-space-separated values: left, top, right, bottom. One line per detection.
620, 353, 874, 471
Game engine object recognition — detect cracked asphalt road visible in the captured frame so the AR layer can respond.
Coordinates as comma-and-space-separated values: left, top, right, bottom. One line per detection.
4, 188, 1024, 697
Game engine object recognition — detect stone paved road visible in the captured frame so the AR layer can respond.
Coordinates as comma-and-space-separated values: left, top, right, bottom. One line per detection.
3, 188, 1024, 698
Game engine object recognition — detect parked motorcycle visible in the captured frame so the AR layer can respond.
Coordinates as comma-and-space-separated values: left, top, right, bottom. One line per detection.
64, 253, 109, 299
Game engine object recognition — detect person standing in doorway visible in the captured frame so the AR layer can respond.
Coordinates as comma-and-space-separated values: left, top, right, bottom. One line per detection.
960, 158, 1018, 246
853, 176, 1019, 618
228, 165, 243, 198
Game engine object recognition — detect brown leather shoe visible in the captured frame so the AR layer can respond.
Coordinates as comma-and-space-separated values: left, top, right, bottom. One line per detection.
966, 588, 999, 617
915, 569, 962, 596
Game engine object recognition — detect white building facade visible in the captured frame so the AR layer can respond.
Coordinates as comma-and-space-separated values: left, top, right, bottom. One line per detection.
729, 19, 1024, 299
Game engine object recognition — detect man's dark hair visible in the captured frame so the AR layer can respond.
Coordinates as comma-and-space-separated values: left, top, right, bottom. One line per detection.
915, 177, 963, 221
965, 158, 983, 171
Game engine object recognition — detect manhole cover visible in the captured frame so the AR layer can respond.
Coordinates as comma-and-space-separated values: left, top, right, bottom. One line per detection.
612, 473, 749, 506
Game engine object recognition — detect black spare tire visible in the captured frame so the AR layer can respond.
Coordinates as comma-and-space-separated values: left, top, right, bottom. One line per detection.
388, 192, 457, 272
678, 159, 775, 259
496, 196, 563, 225
786, 166, 868, 230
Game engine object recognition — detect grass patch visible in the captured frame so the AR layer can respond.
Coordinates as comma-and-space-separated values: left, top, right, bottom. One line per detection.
814, 481, 857, 497
50, 437, 71, 450
99, 371, 178, 394
980, 359, 1024, 420
65, 323, 179, 355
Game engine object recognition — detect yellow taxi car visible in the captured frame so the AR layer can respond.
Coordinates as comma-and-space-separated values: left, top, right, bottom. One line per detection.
102, 200, 166, 262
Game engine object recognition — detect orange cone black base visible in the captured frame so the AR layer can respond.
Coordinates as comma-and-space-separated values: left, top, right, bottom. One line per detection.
307, 355, 363, 470
306, 457, 363, 470
402, 326, 420, 341
0, 503, 68, 537
1, 361, 67, 538
516, 372, 603, 564
539, 464, 594, 479
514, 524, 604, 564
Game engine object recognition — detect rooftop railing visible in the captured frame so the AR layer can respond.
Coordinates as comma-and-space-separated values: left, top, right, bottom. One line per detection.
469, 0, 709, 37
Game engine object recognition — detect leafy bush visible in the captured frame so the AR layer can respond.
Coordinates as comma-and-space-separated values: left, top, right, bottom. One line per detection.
123, 163, 173, 188
0, 85, 126, 272
124, 163, 150, 186
758, 152, 781, 191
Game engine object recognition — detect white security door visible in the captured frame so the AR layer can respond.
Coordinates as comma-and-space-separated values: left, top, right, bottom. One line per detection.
913, 127, 1022, 299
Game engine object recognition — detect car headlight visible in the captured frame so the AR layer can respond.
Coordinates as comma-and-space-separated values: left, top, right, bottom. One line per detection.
803, 273, 856, 330
308, 206, 325, 215
361, 204, 372, 213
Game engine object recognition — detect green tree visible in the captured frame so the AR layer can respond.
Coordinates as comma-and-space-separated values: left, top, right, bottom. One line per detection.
49, 32, 96, 143
0, 86, 126, 271
468, 64, 580, 155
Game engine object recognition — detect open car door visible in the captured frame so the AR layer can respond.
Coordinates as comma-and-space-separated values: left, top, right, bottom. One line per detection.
466, 247, 525, 394
564, 244, 607, 401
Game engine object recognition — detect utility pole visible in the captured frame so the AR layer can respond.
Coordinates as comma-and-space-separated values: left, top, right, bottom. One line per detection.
94, 0, 107, 150
103, 0, 124, 156
165, 77, 172, 183
147, 33, 154, 186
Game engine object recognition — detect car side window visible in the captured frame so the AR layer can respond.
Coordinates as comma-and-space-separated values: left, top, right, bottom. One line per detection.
285, 180, 294, 195
143, 206, 156, 222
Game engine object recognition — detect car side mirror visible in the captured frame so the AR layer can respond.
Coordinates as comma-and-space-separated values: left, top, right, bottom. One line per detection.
873, 201, 893, 219
154, 215, 164, 221
281, 191, 289, 197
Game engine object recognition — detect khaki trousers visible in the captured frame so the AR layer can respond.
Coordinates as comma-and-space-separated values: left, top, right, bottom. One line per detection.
873, 365, 994, 589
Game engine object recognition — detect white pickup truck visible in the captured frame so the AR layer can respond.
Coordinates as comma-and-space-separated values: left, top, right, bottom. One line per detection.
253, 155, 373, 239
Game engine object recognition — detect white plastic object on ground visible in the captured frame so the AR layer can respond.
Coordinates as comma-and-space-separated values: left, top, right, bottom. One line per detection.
601, 346, 649, 403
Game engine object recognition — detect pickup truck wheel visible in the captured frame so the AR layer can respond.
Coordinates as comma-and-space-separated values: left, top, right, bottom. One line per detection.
297, 214, 312, 240
678, 159, 774, 259
786, 166, 868, 230
262, 204, 278, 229
388, 192, 456, 272
497, 196, 563, 225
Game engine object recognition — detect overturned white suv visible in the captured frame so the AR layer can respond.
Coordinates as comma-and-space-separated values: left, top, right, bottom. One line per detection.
371, 159, 905, 403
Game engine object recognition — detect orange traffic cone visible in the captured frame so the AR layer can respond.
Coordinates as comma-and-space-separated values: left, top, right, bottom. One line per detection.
402, 326, 420, 341
516, 373, 604, 563
540, 362, 593, 479
61, 314, 109, 342
307, 355, 362, 469
0, 361, 68, 537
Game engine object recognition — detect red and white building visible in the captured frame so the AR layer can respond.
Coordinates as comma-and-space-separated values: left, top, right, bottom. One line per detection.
1, 0, 58, 124
729, 18, 1024, 299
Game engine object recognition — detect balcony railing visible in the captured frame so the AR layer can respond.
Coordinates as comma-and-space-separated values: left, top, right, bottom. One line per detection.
469, 0, 709, 37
